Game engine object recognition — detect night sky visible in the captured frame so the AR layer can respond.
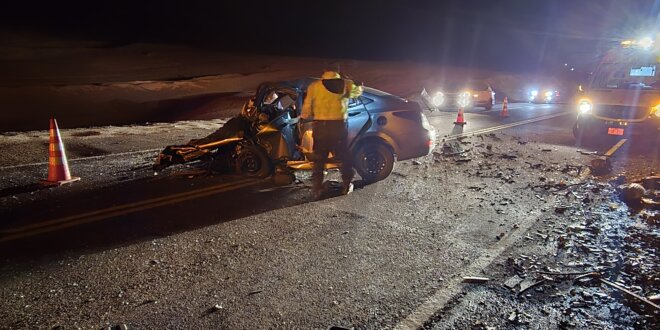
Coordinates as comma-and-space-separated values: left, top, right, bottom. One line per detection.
1, 0, 658, 72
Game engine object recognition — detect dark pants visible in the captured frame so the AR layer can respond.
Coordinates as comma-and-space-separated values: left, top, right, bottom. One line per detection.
312, 120, 354, 190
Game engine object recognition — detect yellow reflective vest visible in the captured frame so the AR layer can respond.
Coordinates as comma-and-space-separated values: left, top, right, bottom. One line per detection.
301, 78, 363, 121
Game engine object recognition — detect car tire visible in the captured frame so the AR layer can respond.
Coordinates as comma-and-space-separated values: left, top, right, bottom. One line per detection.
572, 122, 595, 146
236, 145, 272, 178
354, 142, 395, 183
485, 100, 493, 111
209, 145, 235, 173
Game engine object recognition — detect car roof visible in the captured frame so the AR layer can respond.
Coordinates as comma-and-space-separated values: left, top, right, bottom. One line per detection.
262, 78, 398, 99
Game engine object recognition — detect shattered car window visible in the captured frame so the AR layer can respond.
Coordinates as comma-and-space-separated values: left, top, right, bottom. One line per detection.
277, 94, 296, 111
264, 91, 279, 105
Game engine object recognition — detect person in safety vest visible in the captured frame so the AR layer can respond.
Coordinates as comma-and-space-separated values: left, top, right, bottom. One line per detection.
301, 70, 363, 200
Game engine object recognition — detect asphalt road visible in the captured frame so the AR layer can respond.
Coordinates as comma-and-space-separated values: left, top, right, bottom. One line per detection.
427, 102, 566, 139
1, 102, 657, 329
0, 102, 570, 252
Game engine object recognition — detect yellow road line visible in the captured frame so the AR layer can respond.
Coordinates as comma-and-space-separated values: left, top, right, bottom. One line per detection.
1, 177, 253, 234
0, 179, 262, 243
446, 111, 570, 140
0, 178, 259, 238
0, 148, 162, 170
578, 138, 627, 180
604, 138, 627, 156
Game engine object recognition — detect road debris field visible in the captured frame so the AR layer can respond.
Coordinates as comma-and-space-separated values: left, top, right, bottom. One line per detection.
424, 172, 660, 329
2, 1, 660, 328
1, 108, 658, 328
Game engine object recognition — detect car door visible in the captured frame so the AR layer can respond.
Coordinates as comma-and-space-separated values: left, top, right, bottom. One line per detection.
346, 97, 369, 148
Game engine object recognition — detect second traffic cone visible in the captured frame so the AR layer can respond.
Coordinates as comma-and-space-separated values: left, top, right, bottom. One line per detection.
500, 97, 510, 118
454, 107, 466, 125
41, 118, 80, 186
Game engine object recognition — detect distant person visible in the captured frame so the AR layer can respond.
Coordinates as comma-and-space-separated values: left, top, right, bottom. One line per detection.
301, 70, 363, 200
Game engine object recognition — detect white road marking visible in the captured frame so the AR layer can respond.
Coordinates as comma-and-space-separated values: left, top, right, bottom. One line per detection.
393, 210, 546, 329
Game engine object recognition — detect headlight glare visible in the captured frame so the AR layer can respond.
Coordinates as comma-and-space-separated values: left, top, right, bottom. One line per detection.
654, 104, 660, 118
457, 91, 471, 108
578, 100, 592, 114
530, 90, 539, 96
544, 91, 553, 97
432, 92, 445, 107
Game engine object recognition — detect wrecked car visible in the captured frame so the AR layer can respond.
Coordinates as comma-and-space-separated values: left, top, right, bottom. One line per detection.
154, 78, 437, 183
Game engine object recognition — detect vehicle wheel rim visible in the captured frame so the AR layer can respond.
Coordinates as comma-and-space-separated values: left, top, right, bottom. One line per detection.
364, 150, 386, 175
241, 152, 261, 174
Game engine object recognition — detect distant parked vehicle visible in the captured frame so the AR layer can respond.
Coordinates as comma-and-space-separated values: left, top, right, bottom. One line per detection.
573, 36, 660, 141
528, 88, 561, 103
422, 81, 495, 110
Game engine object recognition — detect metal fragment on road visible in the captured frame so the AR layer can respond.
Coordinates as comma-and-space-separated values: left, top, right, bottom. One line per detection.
462, 276, 490, 283
599, 279, 660, 312
503, 275, 523, 290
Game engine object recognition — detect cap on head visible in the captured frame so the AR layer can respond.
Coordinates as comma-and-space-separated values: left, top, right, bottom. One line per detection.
321, 70, 341, 79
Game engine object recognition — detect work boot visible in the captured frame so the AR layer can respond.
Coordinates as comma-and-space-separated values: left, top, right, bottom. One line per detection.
312, 182, 324, 200
341, 182, 354, 195
312, 188, 323, 200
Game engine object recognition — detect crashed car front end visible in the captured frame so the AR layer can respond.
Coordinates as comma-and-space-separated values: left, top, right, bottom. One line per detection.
153, 113, 255, 171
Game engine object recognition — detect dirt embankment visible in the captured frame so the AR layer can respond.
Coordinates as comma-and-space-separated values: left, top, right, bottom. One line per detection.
1, 39, 570, 132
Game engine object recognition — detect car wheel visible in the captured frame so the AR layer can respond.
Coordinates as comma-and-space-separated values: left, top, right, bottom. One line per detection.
485, 100, 493, 111
236, 145, 272, 178
573, 122, 595, 146
209, 145, 235, 173
354, 142, 395, 183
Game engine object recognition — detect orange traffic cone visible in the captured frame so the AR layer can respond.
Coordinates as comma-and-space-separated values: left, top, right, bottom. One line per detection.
500, 97, 510, 118
41, 118, 80, 186
454, 107, 466, 125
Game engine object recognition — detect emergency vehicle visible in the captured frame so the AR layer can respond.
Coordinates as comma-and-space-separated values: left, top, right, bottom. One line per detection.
573, 35, 660, 140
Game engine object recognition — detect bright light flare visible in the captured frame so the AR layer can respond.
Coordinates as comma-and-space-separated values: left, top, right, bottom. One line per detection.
457, 91, 471, 108
432, 92, 445, 107
639, 37, 654, 49
578, 100, 593, 114
621, 36, 655, 49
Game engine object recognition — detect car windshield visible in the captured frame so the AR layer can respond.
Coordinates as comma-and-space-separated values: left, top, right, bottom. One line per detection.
465, 82, 488, 91
592, 62, 660, 90
437, 83, 465, 92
